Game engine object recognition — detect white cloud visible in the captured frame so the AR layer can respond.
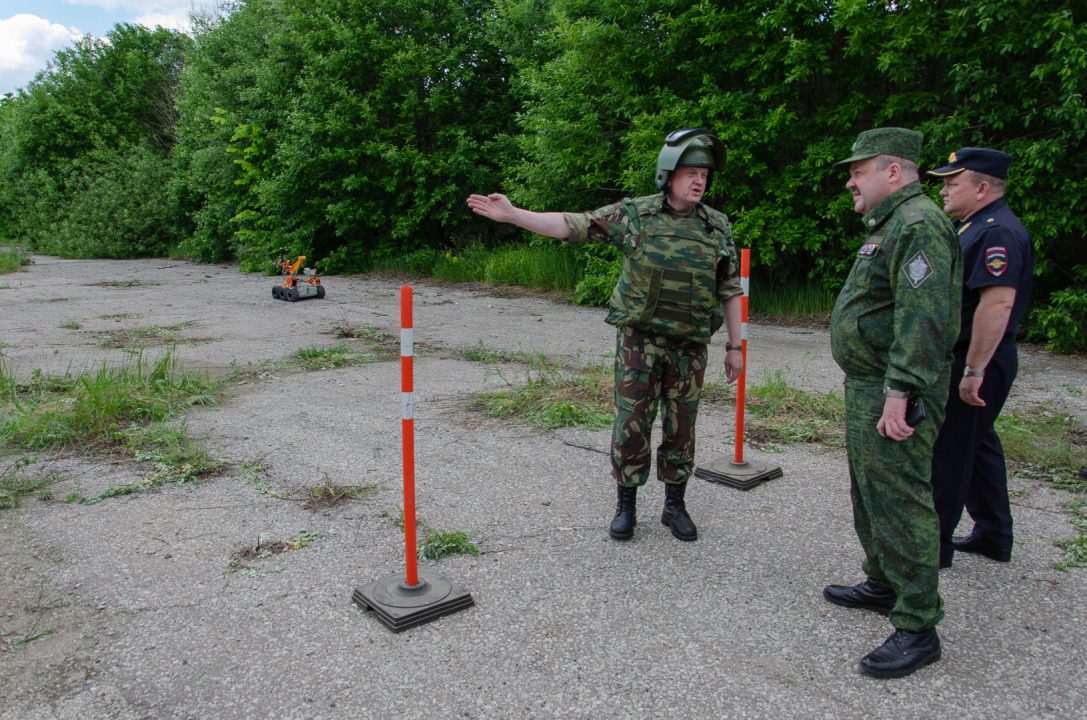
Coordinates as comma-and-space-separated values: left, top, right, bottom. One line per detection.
0, 14, 83, 94
133, 11, 190, 31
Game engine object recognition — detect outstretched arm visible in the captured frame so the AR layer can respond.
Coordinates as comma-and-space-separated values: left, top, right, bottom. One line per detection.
467, 193, 571, 239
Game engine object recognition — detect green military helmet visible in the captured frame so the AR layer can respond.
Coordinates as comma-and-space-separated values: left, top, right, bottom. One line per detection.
655, 129, 727, 192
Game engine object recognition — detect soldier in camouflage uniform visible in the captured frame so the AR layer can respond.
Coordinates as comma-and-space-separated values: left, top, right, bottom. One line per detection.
468, 129, 744, 543
822, 128, 962, 679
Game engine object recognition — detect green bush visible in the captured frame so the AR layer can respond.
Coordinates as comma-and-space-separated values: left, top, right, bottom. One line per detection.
1031, 287, 1087, 354
573, 248, 621, 306
36, 145, 190, 259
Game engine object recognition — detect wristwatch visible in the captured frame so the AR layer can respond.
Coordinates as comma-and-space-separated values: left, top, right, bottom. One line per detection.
725, 343, 741, 352
883, 386, 910, 399
963, 366, 985, 378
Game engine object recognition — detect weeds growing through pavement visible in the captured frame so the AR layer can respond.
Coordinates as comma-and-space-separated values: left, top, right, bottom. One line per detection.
82, 280, 160, 287
333, 324, 393, 343
996, 404, 1086, 470
419, 526, 479, 561
0, 348, 217, 449
59, 319, 80, 330
226, 531, 319, 576
0, 627, 55, 650
304, 474, 383, 510
294, 344, 374, 370
0, 457, 57, 509
479, 347, 613, 431
85, 321, 217, 349
1055, 500, 1087, 571
741, 369, 846, 447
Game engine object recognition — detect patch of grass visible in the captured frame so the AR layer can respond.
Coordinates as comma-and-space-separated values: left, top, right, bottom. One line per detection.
98, 313, 140, 320
461, 338, 524, 364
0, 348, 218, 449
373, 243, 586, 292
748, 280, 836, 323
2, 627, 55, 650
333, 324, 393, 342
0, 244, 32, 274
419, 526, 479, 561
227, 531, 319, 576
997, 404, 1087, 470
0, 457, 57, 509
479, 348, 613, 430
59, 319, 81, 330
304, 474, 383, 510
1061, 383, 1085, 398
742, 369, 845, 447
1055, 501, 1087, 571
82, 420, 224, 505
83, 280, 160, 288
294, 344, 374, 369
28, 298, 68, 303
84, 321, 211, 349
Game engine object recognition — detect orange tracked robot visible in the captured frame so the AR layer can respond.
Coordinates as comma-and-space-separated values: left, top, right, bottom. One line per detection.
272, 255, 325, 301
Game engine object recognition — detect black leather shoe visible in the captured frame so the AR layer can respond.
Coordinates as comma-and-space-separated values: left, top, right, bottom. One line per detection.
860, 628, 941, 678
823, 578, 896, 615
609, 485, 638, 540
660, 482, 697, 541
952, 531, 1011, 562
939, 553, 953, 570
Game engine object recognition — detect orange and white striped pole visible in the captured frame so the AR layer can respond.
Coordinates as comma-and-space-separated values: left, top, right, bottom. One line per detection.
400, 285, 418, 587
734, 249, 750, 464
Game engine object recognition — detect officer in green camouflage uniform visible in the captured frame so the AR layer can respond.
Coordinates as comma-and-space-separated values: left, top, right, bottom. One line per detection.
822, 128, 962, 679
468, 130, 744, 543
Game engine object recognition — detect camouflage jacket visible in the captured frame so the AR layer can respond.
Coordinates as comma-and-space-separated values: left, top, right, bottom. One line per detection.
831, 182, 962, 391
564, 193, 742, 344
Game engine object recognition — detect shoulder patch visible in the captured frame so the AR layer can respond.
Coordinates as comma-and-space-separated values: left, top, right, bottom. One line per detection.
985, 246, 1008, 276
900, 200, 925, 227
983, 215, 1001, 228
902, 250, 934, 288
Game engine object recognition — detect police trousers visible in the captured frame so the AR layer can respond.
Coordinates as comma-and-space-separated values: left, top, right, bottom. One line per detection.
845, 376, 949, 632
930, 341, 1018, 557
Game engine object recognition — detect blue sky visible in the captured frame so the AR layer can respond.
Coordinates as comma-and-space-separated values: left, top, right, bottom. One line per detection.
1, 0, 196, 95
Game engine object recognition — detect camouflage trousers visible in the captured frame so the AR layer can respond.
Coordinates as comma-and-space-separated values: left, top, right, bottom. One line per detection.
611, 326, 707, 487
845, 375, 950, 632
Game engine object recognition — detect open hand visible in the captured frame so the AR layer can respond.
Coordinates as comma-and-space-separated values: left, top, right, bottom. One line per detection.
467, 193, 517, 224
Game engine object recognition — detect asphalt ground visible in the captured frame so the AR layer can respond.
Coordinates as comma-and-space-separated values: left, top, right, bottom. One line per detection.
1, 256, 1085, 719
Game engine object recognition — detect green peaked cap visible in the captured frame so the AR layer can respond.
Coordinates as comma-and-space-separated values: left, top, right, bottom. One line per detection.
835, 127, 923, 168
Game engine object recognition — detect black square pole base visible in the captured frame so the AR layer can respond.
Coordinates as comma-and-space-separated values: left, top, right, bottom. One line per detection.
696, 457, 783, 491
353, 568, 474, 633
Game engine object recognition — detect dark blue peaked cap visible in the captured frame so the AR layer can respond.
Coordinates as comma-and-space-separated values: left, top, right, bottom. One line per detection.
927, 147, 1013, 180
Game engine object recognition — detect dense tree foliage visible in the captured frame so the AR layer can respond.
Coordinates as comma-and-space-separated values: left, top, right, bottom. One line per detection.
0, 0, 1084, 347
0, 24, 191, 256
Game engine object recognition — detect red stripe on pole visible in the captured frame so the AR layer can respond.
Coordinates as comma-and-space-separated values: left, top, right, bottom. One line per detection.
400, 286, 418, 587
735, 250, 750, 464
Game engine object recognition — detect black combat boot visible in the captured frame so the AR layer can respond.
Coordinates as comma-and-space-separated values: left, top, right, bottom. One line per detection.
661, 482, 697, 541
609, 485, 638, 541
860, 628, 942, 678
823, 578, 896, 615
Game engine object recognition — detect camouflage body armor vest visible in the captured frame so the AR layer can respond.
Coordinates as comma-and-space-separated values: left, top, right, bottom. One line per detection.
605, 195, 728, 344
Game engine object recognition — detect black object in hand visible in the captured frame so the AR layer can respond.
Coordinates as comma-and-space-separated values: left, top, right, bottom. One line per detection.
906, 394, 926, 427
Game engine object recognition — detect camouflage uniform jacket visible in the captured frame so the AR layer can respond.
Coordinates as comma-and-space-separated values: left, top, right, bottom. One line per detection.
831, 182, 962, 392
564, 193, 742, 344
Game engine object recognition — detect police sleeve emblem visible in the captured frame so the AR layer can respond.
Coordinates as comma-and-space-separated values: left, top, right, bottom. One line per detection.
902, 250, 934, 288
985, 246, 1008, 276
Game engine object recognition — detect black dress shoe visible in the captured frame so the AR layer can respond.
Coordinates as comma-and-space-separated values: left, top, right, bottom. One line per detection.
952, 531, 1011, 562
860, 628, 941, 678
939, 553, 953, 570
823, 578, 896, 615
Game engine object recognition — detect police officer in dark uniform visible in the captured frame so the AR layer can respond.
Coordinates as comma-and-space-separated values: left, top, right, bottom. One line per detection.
926, 148, 1034, 567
